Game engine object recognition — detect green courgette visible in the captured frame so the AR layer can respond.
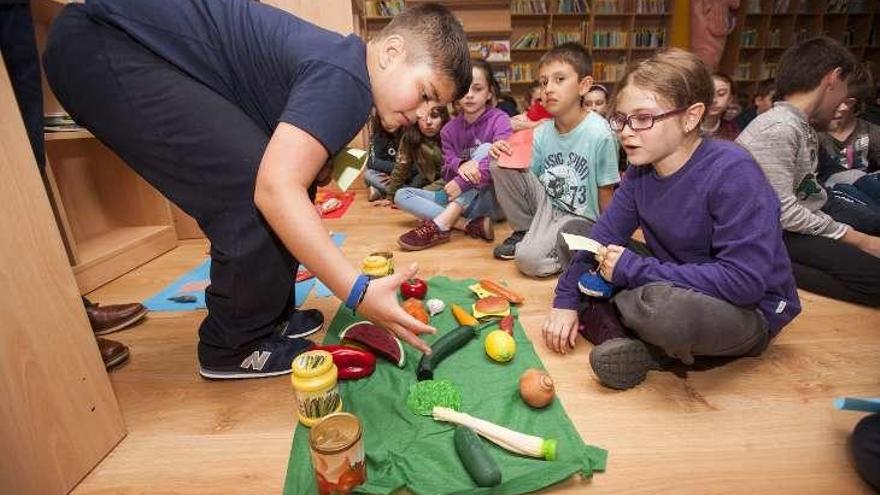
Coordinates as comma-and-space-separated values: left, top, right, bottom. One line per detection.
416, 324, 476, 381
454, 426, 502, 487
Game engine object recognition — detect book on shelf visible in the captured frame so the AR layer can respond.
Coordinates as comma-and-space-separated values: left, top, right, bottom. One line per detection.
592, 30, 628, 49
511, 63, 537, 83
494, 68, 511, 92
760, 63, 778, 79
552, 31, 582, 46
512, 0, 548, 15
470, 40, 511, 62
631, 27, 666, 48
593, 0, 626, 14
767, 28, 782, 46
745, 0, 761, 14
512, 30, 545, 49
772, 0, 790, 14
557, 0, 589, 14
634, 0, 667, 14
364, 0, 404, 17
734, 63, 752, 80
593, 58, 627, 82
740, 28, 759, 47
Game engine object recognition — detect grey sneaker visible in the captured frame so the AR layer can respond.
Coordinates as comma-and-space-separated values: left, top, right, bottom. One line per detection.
493, 230, 526, 260
588, 338, 667, 390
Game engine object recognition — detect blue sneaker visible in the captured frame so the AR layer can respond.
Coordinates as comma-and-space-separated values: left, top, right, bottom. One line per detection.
578, 272, 614, 299
199, 334, 313, 380
278, 308, 324, 339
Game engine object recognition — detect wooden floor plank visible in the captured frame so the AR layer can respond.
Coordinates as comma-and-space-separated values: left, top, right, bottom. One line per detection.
76, 193, 878, 494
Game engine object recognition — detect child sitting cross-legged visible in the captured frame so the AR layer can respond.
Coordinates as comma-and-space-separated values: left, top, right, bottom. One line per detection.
489, 42, 620, 277
546, 49, 801, 390
395, 59, 512, 250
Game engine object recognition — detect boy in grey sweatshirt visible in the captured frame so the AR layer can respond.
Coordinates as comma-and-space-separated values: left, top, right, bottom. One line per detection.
737, 37, 880, 307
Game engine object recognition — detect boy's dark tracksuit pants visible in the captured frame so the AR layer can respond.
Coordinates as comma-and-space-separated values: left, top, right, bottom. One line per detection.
44, 5, 310, 365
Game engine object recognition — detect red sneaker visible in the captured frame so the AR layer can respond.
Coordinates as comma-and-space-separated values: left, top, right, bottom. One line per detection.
464, 216, 494, 242
398, 220, 451, 251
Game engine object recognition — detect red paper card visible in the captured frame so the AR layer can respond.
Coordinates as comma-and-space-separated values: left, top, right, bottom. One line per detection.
498, 129, 534, 169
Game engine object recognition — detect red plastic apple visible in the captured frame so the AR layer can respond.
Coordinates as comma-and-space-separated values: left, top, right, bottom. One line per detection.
400, 278, 428, 300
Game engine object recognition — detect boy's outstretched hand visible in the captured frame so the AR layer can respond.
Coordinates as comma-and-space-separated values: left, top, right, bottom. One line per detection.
542, 307, 579, 354
358, 262, 437, 354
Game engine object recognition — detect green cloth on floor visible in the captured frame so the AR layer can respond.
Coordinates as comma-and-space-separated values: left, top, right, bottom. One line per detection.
284, 276, 607, 495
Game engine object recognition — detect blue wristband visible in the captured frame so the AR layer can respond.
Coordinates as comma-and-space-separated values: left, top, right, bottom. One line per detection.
345, 274, 370, 312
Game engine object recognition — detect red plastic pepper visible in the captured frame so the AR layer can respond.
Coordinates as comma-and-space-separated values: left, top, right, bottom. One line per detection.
312, 345, 376, 380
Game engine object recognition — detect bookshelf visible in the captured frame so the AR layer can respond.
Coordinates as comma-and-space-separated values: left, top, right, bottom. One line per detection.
720, 0, 880, 100
355, 0, 674, 107
509, 0, 672, 107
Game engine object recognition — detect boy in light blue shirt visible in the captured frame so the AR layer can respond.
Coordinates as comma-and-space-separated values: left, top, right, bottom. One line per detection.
490, 43, 619, 277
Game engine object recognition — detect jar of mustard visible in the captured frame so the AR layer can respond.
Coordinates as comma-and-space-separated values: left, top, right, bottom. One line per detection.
361, 252, 393, 278
291, 350, 343, 427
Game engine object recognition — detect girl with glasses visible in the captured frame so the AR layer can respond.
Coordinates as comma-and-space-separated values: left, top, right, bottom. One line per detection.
550, 49, 800, 390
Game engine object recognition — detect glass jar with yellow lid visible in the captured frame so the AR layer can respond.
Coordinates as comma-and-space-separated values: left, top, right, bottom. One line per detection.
291, 350, 343, 427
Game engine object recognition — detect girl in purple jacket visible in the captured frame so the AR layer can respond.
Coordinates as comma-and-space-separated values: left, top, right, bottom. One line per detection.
545, 49, 801, 390
395, 59, 512, 250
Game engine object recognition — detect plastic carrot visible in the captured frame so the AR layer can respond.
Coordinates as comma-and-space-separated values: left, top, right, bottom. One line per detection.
451, 304, 479, 327
402, 297, 430, 324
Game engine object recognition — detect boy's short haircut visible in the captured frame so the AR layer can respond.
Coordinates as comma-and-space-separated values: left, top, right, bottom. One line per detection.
775, 36, 856, 99
713, 73, 736, 95
613, 48, 713, 120
538, 42, 593, 79
755, 78, 776, 99
847, 63, 876, 114
379, 3, 472, 101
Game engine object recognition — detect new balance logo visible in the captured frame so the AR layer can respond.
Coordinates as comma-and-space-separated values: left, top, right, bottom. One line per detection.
241, 351, 271, 371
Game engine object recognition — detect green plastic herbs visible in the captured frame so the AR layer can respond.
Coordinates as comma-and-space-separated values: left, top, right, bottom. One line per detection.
406, 380, 461, 416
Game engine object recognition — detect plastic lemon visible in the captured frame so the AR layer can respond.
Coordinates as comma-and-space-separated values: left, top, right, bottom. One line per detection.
485, 330, 516, 363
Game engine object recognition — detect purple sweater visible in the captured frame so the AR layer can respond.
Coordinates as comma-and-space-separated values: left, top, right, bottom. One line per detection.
554, 139, 801, 337
440, 107, 513, 193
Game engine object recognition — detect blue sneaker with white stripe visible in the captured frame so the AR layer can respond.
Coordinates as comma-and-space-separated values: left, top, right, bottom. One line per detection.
199, 334, 313, 380
578, 272, 614, 299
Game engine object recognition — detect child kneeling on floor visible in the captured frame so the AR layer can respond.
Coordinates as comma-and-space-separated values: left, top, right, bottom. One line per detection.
395, 59, 512, 250
545, 49, 802, 390
489, 42, 619, 277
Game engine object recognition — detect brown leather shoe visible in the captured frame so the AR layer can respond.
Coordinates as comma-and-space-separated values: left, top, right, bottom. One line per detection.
84, 299, 148, 335
97, 337, 130, 369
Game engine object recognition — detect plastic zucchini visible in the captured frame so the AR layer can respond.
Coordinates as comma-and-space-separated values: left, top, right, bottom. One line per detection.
416, 324, 477, 381
454, 426, 502, 487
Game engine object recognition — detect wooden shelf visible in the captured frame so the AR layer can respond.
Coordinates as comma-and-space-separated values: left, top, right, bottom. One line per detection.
511, 13, 550, 20
512, 47, 548, 52
74, 225, 177, 292
44, 129, 94, 141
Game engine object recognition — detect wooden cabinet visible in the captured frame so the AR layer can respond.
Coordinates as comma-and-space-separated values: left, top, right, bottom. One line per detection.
31, 0, 179, 293
0, 52, 125, 495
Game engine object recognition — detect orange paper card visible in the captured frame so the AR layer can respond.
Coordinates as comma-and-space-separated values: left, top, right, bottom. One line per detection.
498, 129, 534, 169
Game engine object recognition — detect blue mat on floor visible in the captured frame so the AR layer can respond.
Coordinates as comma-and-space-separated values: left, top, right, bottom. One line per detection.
144, 233, 345, 312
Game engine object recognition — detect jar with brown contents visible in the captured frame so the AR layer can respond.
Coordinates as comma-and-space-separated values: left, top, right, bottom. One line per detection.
309, 412, 366, 495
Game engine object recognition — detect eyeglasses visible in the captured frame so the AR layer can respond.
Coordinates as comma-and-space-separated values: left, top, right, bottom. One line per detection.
608, 107, 689, 132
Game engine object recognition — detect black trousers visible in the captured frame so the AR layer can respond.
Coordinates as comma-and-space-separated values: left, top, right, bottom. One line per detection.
44, 5, 304, 364
0, 3, 45, 168
783, 231, 880, 307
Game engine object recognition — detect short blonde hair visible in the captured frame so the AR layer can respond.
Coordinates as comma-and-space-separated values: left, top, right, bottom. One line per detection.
613, 49, 713, 121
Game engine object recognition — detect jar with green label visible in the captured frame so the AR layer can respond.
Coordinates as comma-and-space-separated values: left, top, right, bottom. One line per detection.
291, 350, 343, 427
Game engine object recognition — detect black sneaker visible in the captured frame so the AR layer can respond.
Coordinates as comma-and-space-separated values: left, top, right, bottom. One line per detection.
493, 231, 526, 260
278, 308, 324, 339
588, 338, 667, 390
199, 334, 314, 380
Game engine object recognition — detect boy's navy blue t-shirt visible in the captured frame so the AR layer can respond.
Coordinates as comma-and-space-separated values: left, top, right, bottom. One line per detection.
84, 0, 373, 155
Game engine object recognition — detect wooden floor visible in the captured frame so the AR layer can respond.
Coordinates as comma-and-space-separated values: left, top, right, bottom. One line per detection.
76, 193, 878, 494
